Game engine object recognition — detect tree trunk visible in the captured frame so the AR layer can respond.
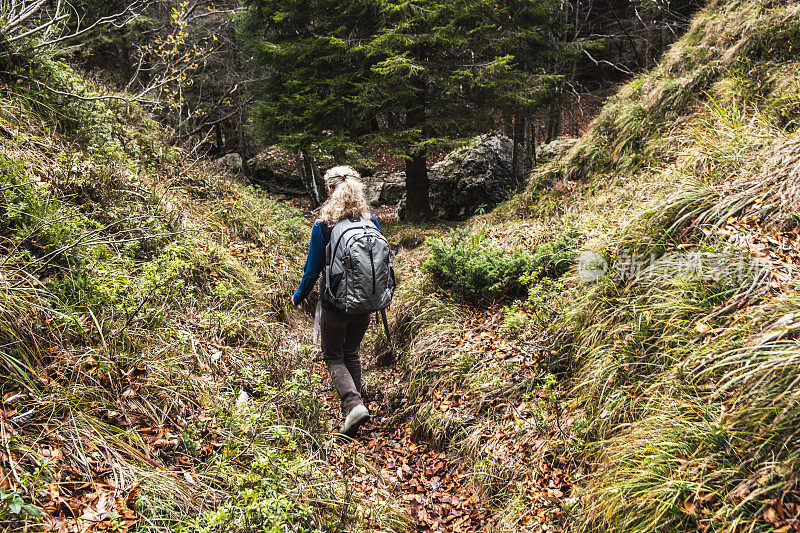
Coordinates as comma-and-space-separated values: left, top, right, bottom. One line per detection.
238, 107, 250, 176
524, 116, 534, 171
603, 0, 644, 70
404, 80, 432, 219
512, 114, 526, 188
545, 100, 561, 143
299, 148, 327, 207
309, 153, 326, 202
405, 151, 430, 219
215, 123, 223, 151
503, 113, 514, 138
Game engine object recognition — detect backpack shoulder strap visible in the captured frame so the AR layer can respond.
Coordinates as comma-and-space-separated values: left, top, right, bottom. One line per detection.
320, 220, 333, 245
325, 218, 356, 265
321, 221, 334, 282
366, 214, 381, 233
323, 220, 337, 300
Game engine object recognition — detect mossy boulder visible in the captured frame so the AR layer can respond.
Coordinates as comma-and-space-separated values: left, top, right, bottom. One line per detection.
248, 146, 304, 189
365, 171, 406, 206
217, 152, 244, 173
400, 133, 516, 220
536, 137, 577, 162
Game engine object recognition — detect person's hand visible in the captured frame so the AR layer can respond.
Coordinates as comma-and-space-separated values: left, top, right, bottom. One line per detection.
291, 296, 302, 310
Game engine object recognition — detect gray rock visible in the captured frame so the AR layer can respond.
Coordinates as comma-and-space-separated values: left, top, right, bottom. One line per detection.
399, 133, 515, 220
380, 172, 406, 204
364, 181, 384, 206
536, 137, 577, 161
248, 146, 304, 188
364, 171, 406, 206
217, 152, 244, 173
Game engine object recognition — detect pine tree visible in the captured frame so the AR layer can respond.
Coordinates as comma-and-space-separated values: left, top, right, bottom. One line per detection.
241, 0, 567, 218
239, 0, 380, 203
357, 0, 565, 217
240, 0, 380, 148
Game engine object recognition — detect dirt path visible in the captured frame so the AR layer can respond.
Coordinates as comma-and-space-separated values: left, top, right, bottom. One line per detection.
287, 210, 559, 531
314, 361, 490, 531
292, 308, 574, 532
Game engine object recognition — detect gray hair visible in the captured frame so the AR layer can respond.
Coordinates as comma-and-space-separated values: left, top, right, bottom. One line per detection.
324, 165, 361, 189
320, 166, 369, 225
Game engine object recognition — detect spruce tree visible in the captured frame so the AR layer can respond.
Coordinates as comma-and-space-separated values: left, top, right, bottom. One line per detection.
356, 0, 562, 217
239, 0, 379, 150
241, 0, 566, 218
239, 0, 379, 202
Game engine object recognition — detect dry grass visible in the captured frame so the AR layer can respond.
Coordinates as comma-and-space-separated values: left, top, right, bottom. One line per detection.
0, 58, 396, 532
377, 1, 800, 532
495, 1, 800, 531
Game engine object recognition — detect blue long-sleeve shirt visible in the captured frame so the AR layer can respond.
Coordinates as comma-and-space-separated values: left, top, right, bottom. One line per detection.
292, 216, 381, 305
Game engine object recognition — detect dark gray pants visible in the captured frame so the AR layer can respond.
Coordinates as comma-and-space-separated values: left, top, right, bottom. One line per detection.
321, 307, 371, 412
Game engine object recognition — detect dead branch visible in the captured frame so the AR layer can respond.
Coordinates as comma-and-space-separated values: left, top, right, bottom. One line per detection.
3, 71, 167, 104
36, 4, 143, 49
1, 0, 145, 51
582, 49, 635, 76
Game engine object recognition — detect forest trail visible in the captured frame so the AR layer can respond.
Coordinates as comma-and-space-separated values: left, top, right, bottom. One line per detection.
282, 202, 573, 530
285, 301, 489, 531
317, 361, 490, 532
3, 0, 798, 530
286, 206, 486, 530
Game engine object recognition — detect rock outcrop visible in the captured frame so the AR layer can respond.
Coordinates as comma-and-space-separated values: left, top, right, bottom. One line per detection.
247, 147, 305, 190
216, 152, 244, 173
364, 172, 406, 206
399, 133, 516, 220
535, 137, 577, 162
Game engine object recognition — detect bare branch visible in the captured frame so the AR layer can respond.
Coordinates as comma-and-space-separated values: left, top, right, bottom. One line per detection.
2, 0, 48, 33
582, 49, 635, 76
6, 12, 69, 43
1, 0, 144, 53
2, 71, 168, 104
36, 3, 143, 49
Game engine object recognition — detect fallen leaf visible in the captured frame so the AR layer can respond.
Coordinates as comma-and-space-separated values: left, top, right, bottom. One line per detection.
763, 506, 780, 525
694, 322, 711, 334
683, 499, 697, 516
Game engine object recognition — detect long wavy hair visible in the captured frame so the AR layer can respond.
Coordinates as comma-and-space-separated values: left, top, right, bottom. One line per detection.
320, 166, 370, 226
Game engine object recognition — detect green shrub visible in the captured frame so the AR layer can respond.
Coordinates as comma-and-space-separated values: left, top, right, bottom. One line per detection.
0, 490, 41, 521
531, 226, 582, 278
179, 451, 324, 533
423, 229, 537, 302
0, 154, 88, 254
500, 277, 567, 336
423, 228, 581, 303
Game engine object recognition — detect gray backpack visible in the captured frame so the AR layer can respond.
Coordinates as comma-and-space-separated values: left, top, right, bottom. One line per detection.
324, 217, 395, 314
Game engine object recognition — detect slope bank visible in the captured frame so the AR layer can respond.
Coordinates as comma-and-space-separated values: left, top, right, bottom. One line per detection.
384, 0, 800, 530
0, 58, 409, 531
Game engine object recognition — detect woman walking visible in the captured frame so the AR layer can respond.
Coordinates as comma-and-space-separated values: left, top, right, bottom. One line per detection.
291, 165, 388, 437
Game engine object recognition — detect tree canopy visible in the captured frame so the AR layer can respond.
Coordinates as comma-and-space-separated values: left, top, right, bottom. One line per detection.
240, 0, 570, 217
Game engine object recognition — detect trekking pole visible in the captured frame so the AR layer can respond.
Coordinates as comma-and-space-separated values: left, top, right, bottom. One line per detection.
380, 308, 395, 360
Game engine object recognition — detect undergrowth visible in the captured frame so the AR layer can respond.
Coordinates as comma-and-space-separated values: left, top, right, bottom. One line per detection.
382, 1, 800, 532
0, 55, 386, 531
423, 227, 580, 303
514, 1, 800, 531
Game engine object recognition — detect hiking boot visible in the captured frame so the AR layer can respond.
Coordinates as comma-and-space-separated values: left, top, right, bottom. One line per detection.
338, 404, 370, 437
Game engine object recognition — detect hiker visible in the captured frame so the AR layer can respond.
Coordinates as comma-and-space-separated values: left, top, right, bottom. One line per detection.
291, 166, 395, 437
